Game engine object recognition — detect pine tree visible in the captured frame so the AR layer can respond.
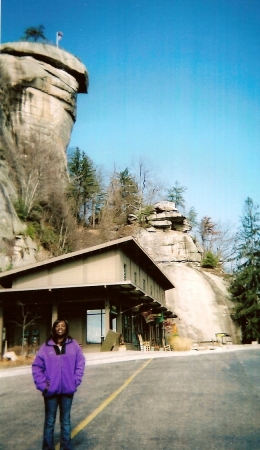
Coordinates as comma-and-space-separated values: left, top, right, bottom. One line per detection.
186, 206, 198, 229
230, 197, 260, 343
118, 168, 139, 219
21, 25, 46, 42
68, 148, 102, 225
167, 181, 187, 211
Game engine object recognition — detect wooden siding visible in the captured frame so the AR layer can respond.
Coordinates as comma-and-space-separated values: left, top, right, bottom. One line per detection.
11, 249, 166, 305
84, 250, 120, 283
119, 251, 166, 306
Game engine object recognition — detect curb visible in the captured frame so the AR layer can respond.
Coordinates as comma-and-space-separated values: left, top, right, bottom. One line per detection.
1, 345, 260, 378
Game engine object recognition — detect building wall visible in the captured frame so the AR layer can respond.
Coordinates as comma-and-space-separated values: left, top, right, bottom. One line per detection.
12, 250, 121, 288
11, 248, 166, 305
119, 251, 166, 306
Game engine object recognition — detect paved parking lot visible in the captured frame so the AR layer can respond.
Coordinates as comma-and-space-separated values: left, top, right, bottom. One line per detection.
1, 346, 260, 450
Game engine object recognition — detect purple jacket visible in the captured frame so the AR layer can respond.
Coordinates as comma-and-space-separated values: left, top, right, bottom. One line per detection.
32, 337, 85, 397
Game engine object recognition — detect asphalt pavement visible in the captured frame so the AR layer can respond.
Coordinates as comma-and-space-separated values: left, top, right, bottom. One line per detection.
1, 345, 260, 450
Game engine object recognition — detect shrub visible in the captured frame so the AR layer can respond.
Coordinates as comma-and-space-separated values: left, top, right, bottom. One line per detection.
13, 198, 28, 221
168, 336, 192, 351
25, 224, 36, 239
201, 251, 219, 269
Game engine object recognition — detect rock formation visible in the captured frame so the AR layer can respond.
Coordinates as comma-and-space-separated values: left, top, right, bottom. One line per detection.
134, 201, 241, 343
135, 201, 203, 263
0, 42, 88, 170
0, 42, 88, 256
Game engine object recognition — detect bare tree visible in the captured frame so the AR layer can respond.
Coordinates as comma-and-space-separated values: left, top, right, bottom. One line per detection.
131, 157, 164, 211
213, 221, 237, 263
6, 134, 67, 220
12, 302, 41, 355
199, 216, 220, 252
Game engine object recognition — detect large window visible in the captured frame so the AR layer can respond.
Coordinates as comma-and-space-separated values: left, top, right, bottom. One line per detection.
86, 309, 105, 344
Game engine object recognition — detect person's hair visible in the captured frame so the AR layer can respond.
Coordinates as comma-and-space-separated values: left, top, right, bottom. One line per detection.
51, 319, 70, 343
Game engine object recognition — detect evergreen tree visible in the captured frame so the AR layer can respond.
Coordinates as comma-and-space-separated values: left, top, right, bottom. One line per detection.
167, 181, 187, 211
230, 197, 260, 343
201, 251, 219, 269
68, 148, 102, 225
117, 168, 139, 218
186, 206, 198, 229
21, 25, 46, 42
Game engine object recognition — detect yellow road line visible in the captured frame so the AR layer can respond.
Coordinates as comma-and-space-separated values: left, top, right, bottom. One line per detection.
55, 358, 152, 450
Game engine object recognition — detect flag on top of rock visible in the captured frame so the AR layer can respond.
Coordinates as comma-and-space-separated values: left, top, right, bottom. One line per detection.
56, 31, 63, 47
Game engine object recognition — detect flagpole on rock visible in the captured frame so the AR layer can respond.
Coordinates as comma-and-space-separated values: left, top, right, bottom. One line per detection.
56, 31, 63, 48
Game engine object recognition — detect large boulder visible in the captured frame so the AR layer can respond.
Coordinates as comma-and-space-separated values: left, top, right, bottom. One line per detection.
135, 227, 203, 263
146, 201, 192, 233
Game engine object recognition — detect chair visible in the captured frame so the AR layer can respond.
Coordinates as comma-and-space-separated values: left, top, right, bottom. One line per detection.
162, 338, 171, 351
138, 334, 150, 351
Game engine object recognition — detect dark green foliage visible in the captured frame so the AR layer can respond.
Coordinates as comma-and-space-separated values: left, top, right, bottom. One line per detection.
117, 168, 139, 219
13, 198, 27, 221
167, 181, 187, 211
229, 197, 260, 343
25, 224, 36, 240
201, 251, 219, 268
21, 25, 46, 42
68, 147, 102, 225
137, 204, 154, 225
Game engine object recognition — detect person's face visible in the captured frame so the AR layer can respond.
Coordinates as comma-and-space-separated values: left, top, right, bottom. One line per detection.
55, 321, 66, 337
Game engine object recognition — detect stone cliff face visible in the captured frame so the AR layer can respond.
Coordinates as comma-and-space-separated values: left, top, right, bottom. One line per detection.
135, 201, 241, 343
0, 42, 88, 260
0, 42, 88, 172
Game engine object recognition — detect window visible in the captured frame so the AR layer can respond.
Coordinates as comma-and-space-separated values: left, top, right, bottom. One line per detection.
122, 312, 132, 343
143, 279, 146, 291
86, 309, 105, 344
124, 264, 127, 281
134, 272, 137, 285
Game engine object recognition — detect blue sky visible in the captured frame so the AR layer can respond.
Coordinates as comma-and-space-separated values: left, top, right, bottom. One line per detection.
2, 0, 260, 226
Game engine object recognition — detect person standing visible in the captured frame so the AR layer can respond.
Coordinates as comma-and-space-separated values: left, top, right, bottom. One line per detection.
32, 319, 85, 450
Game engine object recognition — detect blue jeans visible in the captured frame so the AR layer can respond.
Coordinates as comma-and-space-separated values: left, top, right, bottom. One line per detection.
43, 394, 74, 450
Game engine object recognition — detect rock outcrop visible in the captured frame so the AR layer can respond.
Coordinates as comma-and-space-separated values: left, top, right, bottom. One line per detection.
135, 201, 240, 343
0, 42, 88, 171
0, 42, 88, 261
135, 201, 203, 263
163, 264, 240, 343
147, 201, 192, 232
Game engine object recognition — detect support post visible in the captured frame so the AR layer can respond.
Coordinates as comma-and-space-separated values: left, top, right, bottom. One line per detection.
104, 299, 110, 337
117, 304, 122, 335
0, 304, 3, 358
52, 301, 58, 325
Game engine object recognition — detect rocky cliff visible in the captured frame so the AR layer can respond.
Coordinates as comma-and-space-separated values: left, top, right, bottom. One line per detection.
0, 42, 88, 167
0, 42, 88, 263
134, 202, 241, 343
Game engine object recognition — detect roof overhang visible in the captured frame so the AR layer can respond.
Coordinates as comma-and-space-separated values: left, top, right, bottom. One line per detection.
0, 281, 177, 317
